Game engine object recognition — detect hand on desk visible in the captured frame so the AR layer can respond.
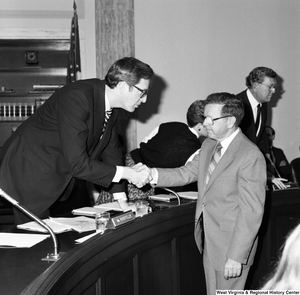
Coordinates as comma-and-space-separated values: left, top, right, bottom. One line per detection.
272, 177, 288, 189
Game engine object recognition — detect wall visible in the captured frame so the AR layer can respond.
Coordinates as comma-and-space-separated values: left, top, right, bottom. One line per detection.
1, 0, 299, 161
135, 0, 300, 162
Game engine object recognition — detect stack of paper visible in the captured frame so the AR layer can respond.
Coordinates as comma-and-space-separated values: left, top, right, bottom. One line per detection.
0, 233, 49, 248
149, 194, 178, 202
177, 191, 198, 200
17, 216, 96, 234
72, 201, 123, 217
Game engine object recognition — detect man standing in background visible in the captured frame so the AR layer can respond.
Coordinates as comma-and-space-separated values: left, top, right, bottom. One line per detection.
237, 66, 287, 189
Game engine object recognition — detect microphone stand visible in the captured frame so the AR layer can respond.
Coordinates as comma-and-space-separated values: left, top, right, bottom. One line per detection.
161, 187, 181, 206
0, 188, 63, 261
266, 153, 282, 178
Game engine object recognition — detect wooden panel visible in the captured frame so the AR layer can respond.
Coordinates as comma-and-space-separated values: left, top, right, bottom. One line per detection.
0, 202, 206, 295
95, 0, 136, 152
246, 188, 300, 289
0, 39, 69, 147
179, 233, 206, 295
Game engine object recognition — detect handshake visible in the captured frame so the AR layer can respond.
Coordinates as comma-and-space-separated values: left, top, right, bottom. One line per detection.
123, 163, 153, 188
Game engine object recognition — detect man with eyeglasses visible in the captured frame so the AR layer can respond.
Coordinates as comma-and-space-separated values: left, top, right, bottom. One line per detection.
236, 66, 287, 189
237, 66, 277, 152
0, 57, 154, 225
147, 92, 266, 293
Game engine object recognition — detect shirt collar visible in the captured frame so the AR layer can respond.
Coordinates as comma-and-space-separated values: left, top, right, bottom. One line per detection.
219, 128, 240, 156
105, 93, 111, 112
247, 89, 261, 111
189, 127, 199, 138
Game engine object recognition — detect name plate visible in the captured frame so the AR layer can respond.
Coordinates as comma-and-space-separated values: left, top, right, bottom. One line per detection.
107, 211, 135, 229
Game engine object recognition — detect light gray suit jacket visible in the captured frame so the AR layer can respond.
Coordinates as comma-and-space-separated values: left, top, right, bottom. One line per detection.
156, 130, 266, 271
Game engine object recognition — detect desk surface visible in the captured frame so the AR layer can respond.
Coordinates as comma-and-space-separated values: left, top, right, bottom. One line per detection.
1, 228, 87, 294
2, 189, 300, 294
1, 201, 205, 295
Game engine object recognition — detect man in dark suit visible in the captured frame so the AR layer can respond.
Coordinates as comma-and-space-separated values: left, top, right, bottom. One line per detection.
0, 57, 154, 224
148, 93, 266, 293
265, 125, 293, 182
236, 66, 287, 189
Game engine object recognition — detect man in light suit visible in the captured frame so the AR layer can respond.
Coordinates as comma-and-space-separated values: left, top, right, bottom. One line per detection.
150, 93, 266, 293
0, 57, 154, 224
236, 67, 286, 189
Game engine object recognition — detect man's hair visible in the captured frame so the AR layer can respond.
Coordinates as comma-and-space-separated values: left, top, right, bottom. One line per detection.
186, 100, 205, 127
245, 66, 277, 88
205, 92, 244, 127
265, 125, 275, 136
105, 57, 154, 88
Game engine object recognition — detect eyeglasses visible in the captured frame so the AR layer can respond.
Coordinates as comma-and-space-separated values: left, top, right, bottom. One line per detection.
204, 115, 232, 125
258, 83, 277, 92
133, 85, 148, 98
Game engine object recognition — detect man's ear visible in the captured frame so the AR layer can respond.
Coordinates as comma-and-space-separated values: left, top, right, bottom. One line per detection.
253, 82, 260, 92
196, 122, 203, 131
117, 81, 128, 94
228, 116, 236, 129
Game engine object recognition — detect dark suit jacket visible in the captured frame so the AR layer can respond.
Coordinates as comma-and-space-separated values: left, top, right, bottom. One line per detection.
0, 79, 124, 220
156, 130, 266, 271
268, 146, 293, 181
237, 90, 270, 155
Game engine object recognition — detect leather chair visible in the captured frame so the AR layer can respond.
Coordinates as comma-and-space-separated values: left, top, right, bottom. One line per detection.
291, 157, 300, 184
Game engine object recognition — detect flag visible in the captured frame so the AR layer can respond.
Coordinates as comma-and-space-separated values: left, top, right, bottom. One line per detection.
67, 0, 81, 83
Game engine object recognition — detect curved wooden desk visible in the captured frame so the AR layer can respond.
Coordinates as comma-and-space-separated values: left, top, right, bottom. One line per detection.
3, 189, 298, 294
1, 202, 206, 295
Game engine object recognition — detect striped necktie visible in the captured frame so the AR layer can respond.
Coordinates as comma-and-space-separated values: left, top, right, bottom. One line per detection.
100, 108, 113, 138
206, 142, 222, 185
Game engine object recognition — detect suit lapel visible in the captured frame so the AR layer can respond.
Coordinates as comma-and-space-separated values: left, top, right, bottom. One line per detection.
204, 132, 242, 193
256, 103, 267, 142
88, 82, 106, 157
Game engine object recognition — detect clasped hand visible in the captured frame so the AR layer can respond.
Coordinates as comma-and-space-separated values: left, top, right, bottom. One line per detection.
129, 163, 152, 188
224, 258, 242, 280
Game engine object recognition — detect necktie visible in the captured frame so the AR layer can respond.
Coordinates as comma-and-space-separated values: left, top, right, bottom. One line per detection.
270, 147, 276, 164
100, 108, 113, 139
206, 142, 222, 185
255, 104, 261, 132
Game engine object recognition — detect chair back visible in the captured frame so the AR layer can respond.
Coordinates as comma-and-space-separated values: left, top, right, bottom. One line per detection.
291, 157, 300, 184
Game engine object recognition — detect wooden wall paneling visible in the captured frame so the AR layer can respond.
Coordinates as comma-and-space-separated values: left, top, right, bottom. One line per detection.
95, 0, 137, 152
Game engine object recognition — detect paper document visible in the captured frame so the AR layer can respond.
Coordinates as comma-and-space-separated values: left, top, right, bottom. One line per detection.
17, 216, 96, 234
72, 207, 111, 217
93, 201, 123, 211
149, 194, 178, 202
75, 232, 99, 244
0, 233, 49, 248
177, 191, 198, 200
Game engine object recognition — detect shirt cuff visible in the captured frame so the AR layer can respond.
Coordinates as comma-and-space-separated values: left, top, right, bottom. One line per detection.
150, 168, 158, 185
113, 166, 124, 182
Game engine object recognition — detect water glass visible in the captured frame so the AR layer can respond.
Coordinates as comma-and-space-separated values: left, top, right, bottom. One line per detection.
135, 200, 152, 217
95, 212, 110, 233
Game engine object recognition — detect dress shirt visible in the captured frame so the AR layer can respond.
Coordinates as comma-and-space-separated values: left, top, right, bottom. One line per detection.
246, 89, 261, 136
102, 95, 126, 201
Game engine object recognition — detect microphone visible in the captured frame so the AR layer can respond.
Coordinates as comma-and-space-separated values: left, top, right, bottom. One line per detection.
265, 153, 282, 178
0, 188, 63, 261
